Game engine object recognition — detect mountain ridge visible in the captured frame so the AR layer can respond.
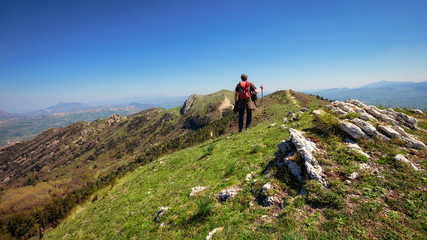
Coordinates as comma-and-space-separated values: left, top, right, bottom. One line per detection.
305, 80, 427, 109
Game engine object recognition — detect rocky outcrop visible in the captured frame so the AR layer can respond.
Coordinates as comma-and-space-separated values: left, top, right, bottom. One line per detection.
106, 113, 126, 126
323, 99, 425, 149
276, 128, 327, 187
289, 128, 327, 187
180, 94, 197, 115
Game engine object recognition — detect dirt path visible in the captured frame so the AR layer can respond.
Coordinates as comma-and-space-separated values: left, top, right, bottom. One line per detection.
286, 90, 301, 107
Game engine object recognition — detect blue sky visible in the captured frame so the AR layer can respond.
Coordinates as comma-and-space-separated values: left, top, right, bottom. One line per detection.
1, 0, 427, 113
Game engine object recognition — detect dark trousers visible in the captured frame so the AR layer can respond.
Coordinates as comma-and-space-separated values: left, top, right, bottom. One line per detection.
238, 108, 252, 132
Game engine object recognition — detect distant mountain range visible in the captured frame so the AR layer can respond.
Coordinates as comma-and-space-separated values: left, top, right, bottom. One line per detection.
305, 80, 427, 110
0, 98, 187, 145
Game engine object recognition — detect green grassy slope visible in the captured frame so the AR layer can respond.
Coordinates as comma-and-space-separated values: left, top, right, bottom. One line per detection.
40, 91, 427, 239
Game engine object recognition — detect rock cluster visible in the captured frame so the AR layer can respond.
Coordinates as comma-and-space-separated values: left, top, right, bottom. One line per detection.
323, 100, 426, 149
276, 128, 328, 187
106, 113, 126, 126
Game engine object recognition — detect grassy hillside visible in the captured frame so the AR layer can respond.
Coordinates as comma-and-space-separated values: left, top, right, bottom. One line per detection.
0, 90, 253, 238
42, 92, 427, 239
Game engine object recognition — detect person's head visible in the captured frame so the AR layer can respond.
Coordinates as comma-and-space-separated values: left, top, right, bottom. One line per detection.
241, 74, 248, 81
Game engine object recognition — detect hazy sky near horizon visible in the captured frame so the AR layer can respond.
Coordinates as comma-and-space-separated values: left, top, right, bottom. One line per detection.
1, 0, 427, 113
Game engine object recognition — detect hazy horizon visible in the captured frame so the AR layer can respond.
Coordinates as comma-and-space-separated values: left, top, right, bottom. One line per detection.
1, 0, 427, 113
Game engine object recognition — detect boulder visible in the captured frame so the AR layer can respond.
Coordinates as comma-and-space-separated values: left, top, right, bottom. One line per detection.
411, 109, 424, 115
364, 106, 399, 125
284, 157, 302, 183
356, 109, 376, 121
351, 118, 377, 136
394, 154, 419, 171
312, 109, 325, 118
276, 138, 293, 156
345, 143, 370, 159
378, 125, 401, 138
347, 99, 367, 108
338, 121, 369, 140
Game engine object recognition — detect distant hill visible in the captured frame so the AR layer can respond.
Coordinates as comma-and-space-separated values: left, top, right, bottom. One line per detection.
0, 103, 156, 146
0, 111, 24, 120
305, 80, 427, 109
26, 102, 92, 117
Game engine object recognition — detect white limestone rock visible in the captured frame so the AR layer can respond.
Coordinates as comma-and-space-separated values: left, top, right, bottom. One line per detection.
347, 99, 367, 108
284, 157, 302, 183
206, 228, 224, 240
338, 121, 369, 140
345, 143, 371, 159
351, 118, 377, 136
190, 186, 207, 196
312, 109, 325, 118
289, 128, 327, 187
217, 187, 241, 202
411, 109, 424, 115
394, 154, 419, 171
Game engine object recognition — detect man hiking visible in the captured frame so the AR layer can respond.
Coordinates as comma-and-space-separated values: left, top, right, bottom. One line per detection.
234, 74, 263, 132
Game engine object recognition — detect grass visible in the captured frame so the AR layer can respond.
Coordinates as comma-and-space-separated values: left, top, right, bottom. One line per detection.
40, 94, 427, 240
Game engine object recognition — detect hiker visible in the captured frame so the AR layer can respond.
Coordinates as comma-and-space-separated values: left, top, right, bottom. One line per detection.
234, 74, 263, 132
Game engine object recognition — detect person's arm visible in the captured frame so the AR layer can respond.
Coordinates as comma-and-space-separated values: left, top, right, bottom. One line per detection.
235, 91, 239, 103
254, 85, 264, 94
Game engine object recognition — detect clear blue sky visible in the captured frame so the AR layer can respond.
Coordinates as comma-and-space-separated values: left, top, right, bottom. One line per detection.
1, 0, 427, 113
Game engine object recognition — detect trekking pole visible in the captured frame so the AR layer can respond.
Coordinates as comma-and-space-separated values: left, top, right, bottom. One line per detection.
262, 87, 264, 107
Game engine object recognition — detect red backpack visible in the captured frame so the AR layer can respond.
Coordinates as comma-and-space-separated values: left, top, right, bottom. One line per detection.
238, 81, 251, 99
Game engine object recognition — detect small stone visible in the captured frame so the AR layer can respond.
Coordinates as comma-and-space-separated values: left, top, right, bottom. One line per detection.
344, 180, 352, 185
190, 186, 207, 196
348, 172, 358, 180
261, 182, 272, 195
155, 207, 170, 222
300, 107, 309, 112
282, 117, 288, 123
270, 123, 277, 127
217, 187, 241, 202
263, 196, 276, 207
280, 124, 288, 130
280, 200, 286, 209
359, 163, 371, 170
226, 137, 230, 140
206, 227, 224, 240
159, 223, 166, 229
312, 109, 325, 118
394, 154, 419, 171
245, 172, 253, 181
